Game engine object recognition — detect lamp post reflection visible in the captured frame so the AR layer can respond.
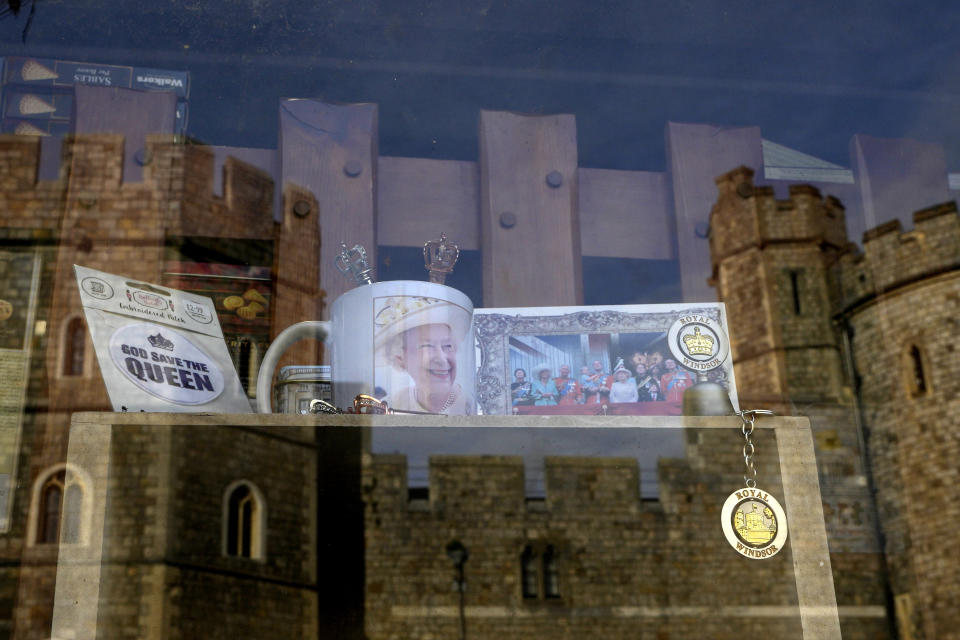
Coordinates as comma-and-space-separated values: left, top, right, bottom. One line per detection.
445, 540, 469, 640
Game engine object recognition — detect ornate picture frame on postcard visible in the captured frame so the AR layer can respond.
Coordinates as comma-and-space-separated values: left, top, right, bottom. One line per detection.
474, 303, 738, 416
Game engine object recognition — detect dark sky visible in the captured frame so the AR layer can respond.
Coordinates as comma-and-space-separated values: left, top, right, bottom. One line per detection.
2, 0, 959, 170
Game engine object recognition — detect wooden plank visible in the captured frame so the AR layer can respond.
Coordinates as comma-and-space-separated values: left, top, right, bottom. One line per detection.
377, 160, 673, 260
665, 122, 763, 302
479, 110, 582, 307
377, 156, 479, 250
579, 168, 673, 260
280, 99, 378, 318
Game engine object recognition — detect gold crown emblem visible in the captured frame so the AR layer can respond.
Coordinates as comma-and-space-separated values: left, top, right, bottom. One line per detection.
682, 326, 715, 356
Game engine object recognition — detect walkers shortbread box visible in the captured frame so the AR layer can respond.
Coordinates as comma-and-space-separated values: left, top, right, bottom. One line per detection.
75, 265, 251, 413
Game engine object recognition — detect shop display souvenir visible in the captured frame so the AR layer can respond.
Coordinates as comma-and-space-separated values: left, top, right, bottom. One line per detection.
474, 303, 738, 416
423, 233, 459, 285
74, 265, 252, 413
274, 365, 332, 415
257, 236, 475, 415
720, 409, 789, 559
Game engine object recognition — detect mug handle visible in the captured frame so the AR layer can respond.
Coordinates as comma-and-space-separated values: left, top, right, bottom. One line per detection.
256, 321, 331, 413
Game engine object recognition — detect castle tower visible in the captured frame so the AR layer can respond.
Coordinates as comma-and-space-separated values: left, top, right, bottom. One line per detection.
708, 167, 861, 472
837, 202, 960, 639
0, 132, 322, 639
708, 167, 891, 638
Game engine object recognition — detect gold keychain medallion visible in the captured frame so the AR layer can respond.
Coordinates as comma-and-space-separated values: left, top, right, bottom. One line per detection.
721, 410, 788, 559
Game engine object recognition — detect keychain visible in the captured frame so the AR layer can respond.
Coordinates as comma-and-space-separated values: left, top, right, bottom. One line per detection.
720, 409, 788, 559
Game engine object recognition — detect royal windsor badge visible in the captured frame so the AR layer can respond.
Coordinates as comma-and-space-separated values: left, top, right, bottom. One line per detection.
720, 410, 788, 559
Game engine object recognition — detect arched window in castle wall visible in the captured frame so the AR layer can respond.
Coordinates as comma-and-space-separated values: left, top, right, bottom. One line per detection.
904, 344, 930, 398
39, 474, 63, 544
223, 480, 266, 560
29, 464, 92, 546
62, 316, 86, 376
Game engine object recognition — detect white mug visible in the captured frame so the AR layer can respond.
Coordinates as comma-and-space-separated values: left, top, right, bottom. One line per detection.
256, 281, 475, 414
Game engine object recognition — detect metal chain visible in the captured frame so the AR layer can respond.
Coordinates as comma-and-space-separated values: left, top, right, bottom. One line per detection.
737, 409, 775, 488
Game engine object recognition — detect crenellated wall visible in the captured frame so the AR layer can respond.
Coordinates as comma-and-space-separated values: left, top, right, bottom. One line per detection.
360, 428, 885, 640
709, 166, 850, 409
710, 167, 848, 265
46, 416, 319, 640
835, 202, 960, 639
0, 132, 321, 640
710, 164, 960, 640
838, 202, 960, 309
709, 166, 895, 637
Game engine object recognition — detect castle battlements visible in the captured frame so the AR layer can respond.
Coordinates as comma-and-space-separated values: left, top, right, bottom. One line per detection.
0, 134, 278, 241
839, 201, 960, 312
709, 166, 848, 266
710, 164, 960, 319
0, 133, 321, 426
368, 453, 646, 515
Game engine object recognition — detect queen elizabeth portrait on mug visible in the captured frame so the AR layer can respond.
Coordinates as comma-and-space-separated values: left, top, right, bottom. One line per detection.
374, 295, 475, 415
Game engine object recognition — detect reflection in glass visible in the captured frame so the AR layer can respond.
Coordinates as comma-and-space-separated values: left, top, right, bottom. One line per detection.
226, 484, 255, 558
39, 477, 62, 545
63, 316, 85, 376
62, 484, 82, 544
543, 545, 560, 599
907, 344, 927, 396
521, 545, 538, 599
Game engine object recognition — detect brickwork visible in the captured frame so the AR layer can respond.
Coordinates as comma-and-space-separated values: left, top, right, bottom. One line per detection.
172, 569, 316, 640
0, 566, 15, 638
709, 166, 891, 638
0, 133, 321, 639
710, 165, 960, 639
10, 564, 56, 640
836, 203, 960, 639
66, 421, 318, 640
363, 442, 811, 639
0, 138, 40, 192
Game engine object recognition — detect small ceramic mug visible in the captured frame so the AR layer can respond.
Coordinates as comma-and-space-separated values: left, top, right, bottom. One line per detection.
256, 281, 475, 415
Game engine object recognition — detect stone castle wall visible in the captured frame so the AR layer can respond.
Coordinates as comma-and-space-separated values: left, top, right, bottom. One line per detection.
53, 418, 318, 640
708, 167, 893, 638
0, 133, 321, 639
363, 440, 844, 640
5, 126, 954, 640
838, 203, 960, 639
0, 130, 321, 438
709, 167, 850, 409
710, 165, 960, 639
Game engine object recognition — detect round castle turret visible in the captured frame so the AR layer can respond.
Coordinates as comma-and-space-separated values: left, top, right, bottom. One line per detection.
837, 201, 960, 638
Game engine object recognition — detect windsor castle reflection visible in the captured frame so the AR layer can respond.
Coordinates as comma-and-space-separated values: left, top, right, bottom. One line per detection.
0, 86, 958, 639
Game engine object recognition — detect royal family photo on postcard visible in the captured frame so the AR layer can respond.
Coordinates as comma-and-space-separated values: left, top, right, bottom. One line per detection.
473, 303, 737, 416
